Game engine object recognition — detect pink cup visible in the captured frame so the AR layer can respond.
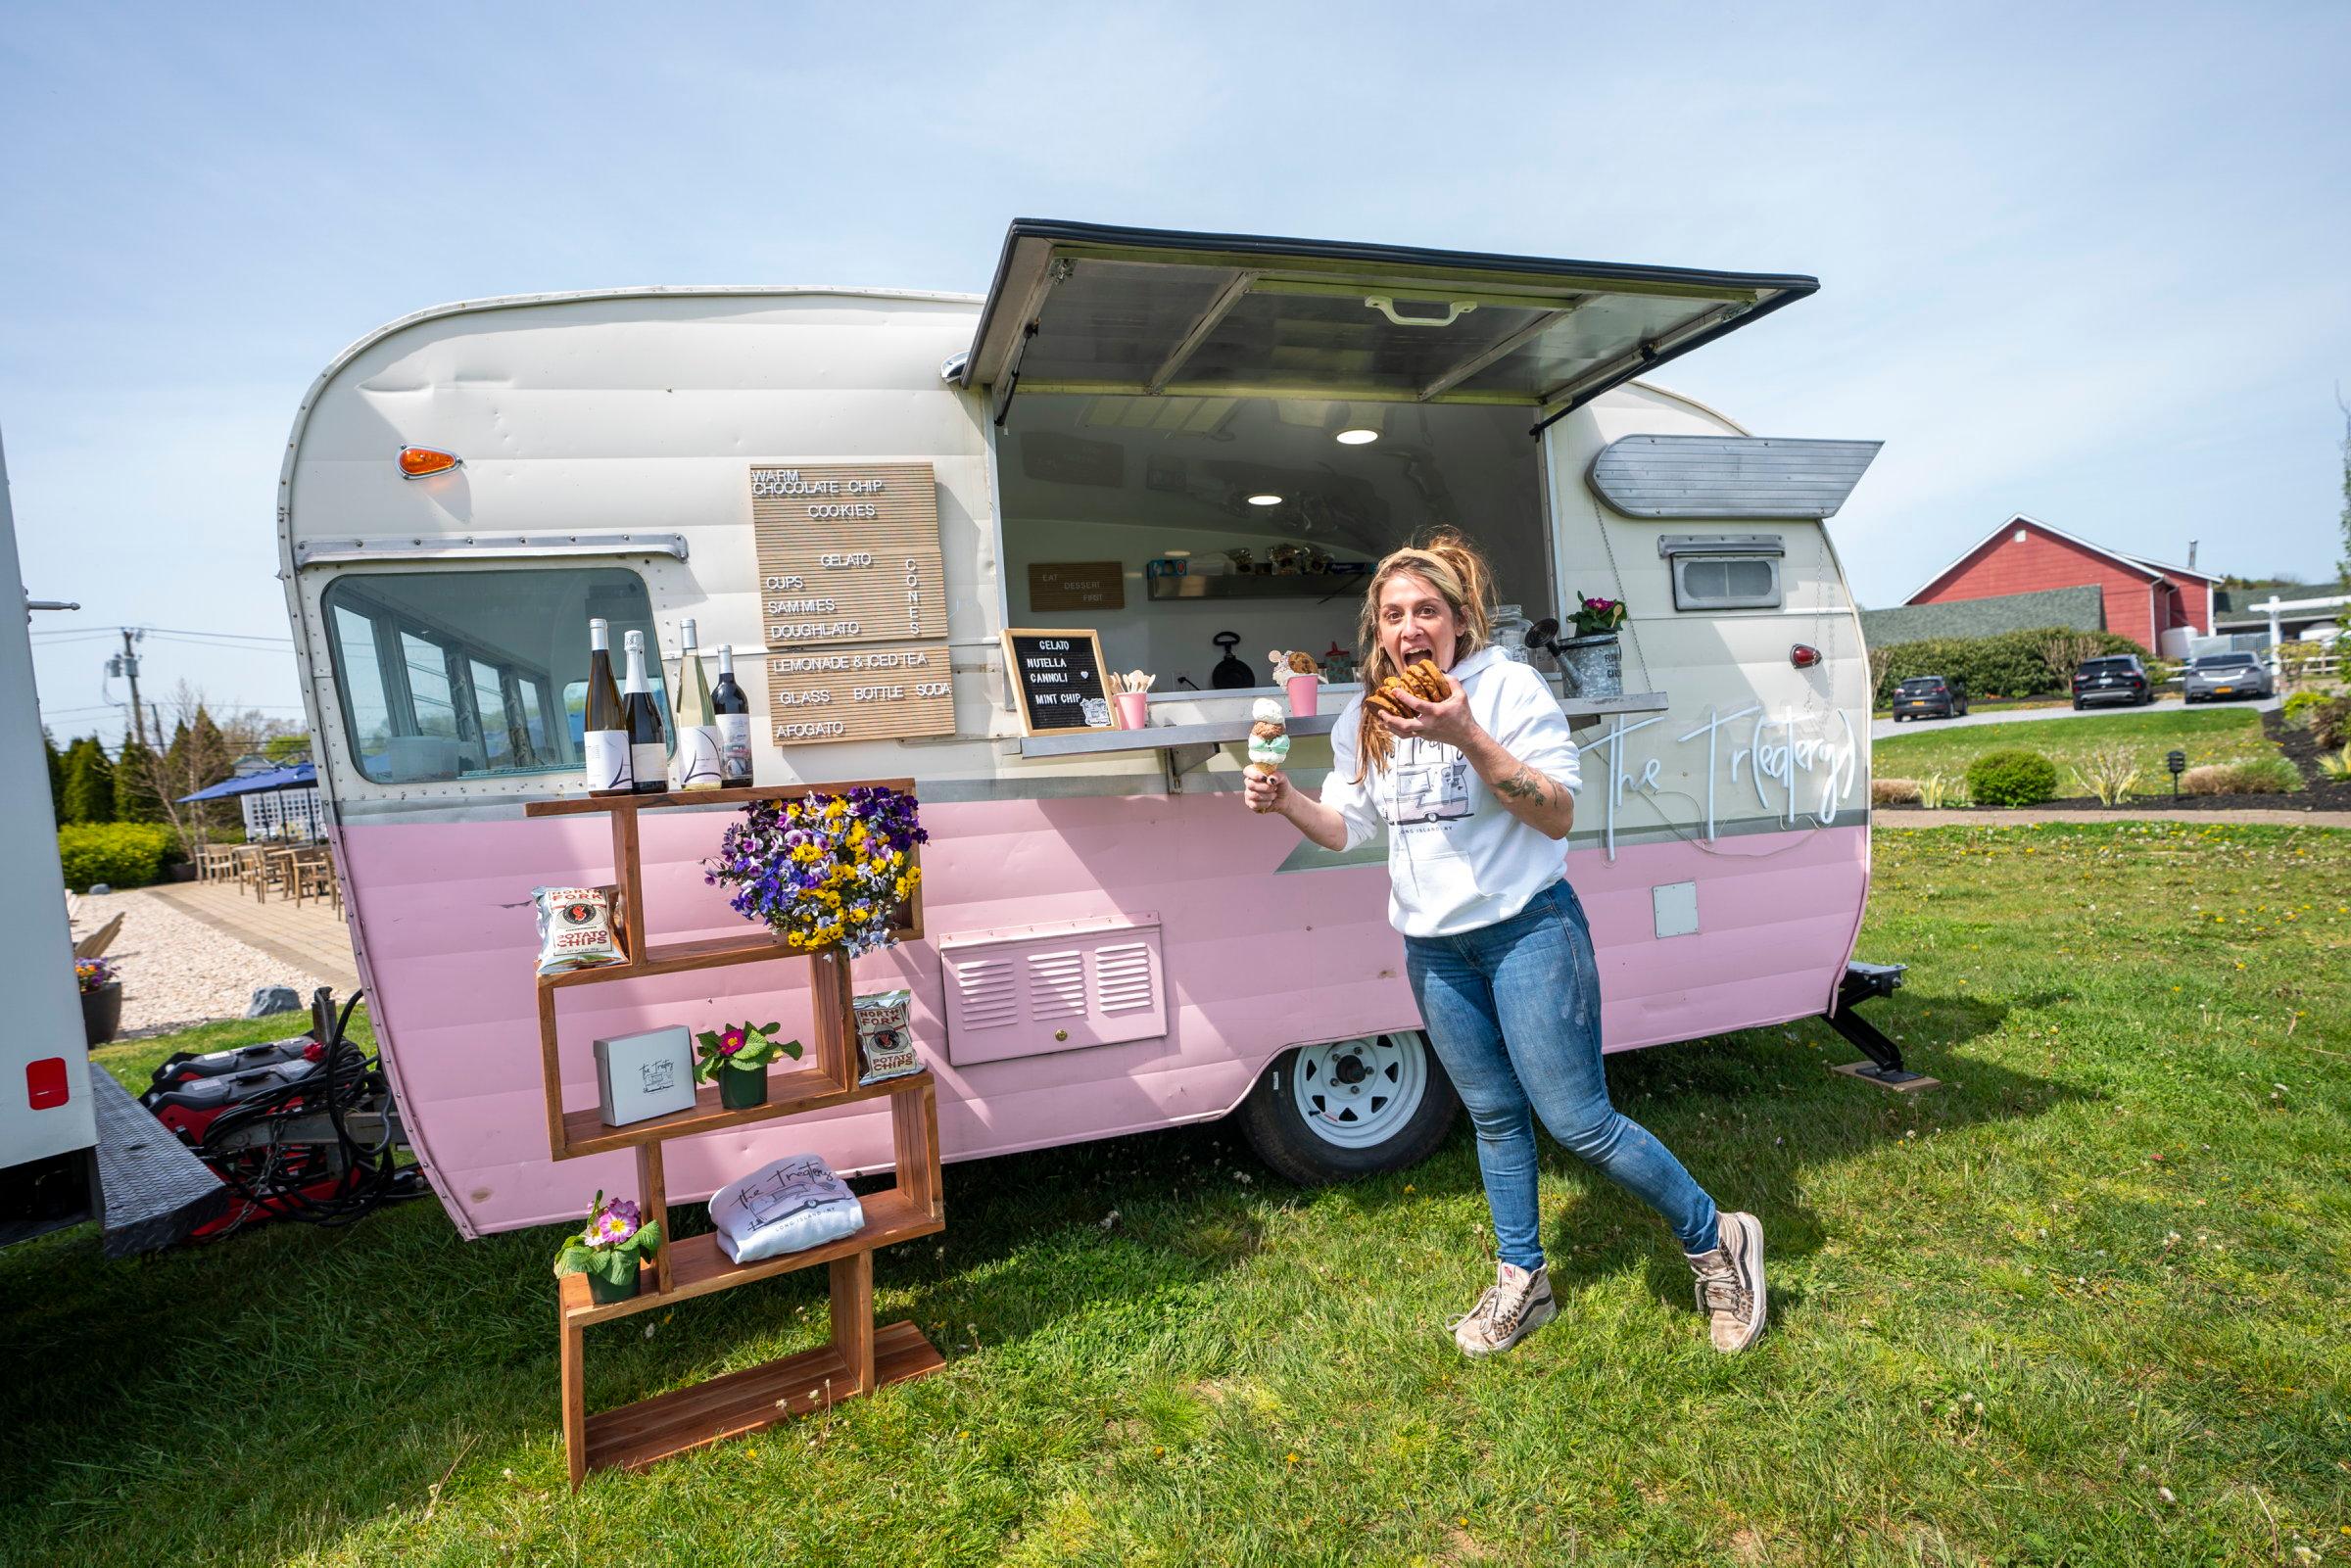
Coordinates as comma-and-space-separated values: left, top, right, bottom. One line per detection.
1286, 673, 1319, 718
1115, 691, 1149, 730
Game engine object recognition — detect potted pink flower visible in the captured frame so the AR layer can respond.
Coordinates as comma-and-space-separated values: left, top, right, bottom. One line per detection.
694, 1020, 801, 1110
552, 1191, 663, 1305
1557, 592, 1628, 698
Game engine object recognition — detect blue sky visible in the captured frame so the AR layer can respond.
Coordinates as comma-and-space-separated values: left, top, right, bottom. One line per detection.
7, 2, 2346, 745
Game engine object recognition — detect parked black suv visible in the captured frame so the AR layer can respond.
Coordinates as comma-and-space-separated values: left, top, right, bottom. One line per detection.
1891, 675, 1969, 721
2072, 654, 2152, 709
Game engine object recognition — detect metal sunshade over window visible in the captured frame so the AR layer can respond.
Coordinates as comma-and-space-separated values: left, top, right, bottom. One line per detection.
961, 220, 1818, 427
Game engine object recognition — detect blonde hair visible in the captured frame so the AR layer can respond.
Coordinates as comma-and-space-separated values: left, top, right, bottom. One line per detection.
1352, 528, 1497, 781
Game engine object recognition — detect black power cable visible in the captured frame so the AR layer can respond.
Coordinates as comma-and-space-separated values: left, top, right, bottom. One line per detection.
194, 988, 424, 1237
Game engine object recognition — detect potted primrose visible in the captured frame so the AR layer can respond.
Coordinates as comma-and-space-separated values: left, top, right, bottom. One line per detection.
552, 1191, 664, 1306
695, 1020, 802, 1110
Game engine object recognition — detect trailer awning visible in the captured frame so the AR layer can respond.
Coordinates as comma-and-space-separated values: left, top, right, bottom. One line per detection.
960, 219, 1817, 426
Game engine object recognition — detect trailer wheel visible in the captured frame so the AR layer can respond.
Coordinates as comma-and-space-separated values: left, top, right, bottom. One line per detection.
1237, 1033, 1460, 1185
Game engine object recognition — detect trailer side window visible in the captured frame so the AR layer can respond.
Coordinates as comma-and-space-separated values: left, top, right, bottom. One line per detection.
1657, 535, 1784, 612
320, 567, 665, 784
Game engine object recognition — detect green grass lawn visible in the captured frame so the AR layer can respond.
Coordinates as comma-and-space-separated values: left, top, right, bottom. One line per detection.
5, 825, 2348, 1565
1878, 706, 2293, 796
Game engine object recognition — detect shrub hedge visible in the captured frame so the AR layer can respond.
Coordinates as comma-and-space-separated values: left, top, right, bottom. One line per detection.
2281, 690, 2329, 727
1873, 627, 2150, 707
57, 824, 178, 892
2301, 695, 2351, 750
1965, 748, 2060, 807
2181, 758, 2300, 796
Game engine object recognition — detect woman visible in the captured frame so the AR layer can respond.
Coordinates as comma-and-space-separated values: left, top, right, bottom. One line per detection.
1244, 532, 1767, 1356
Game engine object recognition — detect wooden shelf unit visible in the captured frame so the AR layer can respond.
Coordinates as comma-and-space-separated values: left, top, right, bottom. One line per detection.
528, 780, 942, 1487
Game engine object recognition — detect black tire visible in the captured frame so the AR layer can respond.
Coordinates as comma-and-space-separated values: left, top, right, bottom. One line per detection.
2073, 699, 2085, 711
1238, 1032, 1461, 1186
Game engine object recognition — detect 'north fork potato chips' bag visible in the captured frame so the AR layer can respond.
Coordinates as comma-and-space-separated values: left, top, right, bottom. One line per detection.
531, 885, 625, 975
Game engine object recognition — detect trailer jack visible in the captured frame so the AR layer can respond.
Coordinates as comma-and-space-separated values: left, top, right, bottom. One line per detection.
1825, 961, 1937, 1092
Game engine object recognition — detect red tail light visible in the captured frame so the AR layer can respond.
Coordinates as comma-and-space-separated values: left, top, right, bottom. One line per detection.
1790, 643, 1821, 669
398, 447, 460, 479
26, 1057, 68, 1110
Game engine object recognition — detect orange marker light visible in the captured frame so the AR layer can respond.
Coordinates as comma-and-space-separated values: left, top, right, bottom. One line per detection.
398, 447, 459, 479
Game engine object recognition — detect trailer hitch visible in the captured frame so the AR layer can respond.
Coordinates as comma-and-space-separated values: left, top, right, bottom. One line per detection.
1825, 961, 1935, 1091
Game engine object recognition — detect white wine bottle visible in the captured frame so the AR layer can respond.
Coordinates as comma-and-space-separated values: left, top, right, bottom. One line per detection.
621, 630, 669, 797
584, 618, 632, 794
712, 643, 753, 788
671, 618, 722, 791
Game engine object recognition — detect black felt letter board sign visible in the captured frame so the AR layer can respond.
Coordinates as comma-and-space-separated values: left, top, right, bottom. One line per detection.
1002, 628, 1115, 736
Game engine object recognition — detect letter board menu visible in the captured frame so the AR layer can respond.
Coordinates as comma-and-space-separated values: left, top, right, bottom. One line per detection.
749, 461, 954, 745
1001, 628, 1116, 736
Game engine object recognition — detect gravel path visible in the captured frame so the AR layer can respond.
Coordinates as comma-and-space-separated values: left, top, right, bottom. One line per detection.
71, 888, 335, 1036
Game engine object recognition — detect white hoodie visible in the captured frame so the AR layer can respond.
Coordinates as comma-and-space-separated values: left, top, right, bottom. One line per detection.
1319, 646, 1583, 938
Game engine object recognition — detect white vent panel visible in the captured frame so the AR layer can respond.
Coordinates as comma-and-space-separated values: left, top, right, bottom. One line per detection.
937, 916, 1170, 1066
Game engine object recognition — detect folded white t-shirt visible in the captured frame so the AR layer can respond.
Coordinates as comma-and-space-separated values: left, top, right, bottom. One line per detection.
1319, 646, 1583, 938
708, 1154, 865, 1263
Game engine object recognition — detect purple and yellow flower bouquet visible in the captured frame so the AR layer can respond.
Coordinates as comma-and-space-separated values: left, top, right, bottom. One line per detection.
703, 787, 928, 959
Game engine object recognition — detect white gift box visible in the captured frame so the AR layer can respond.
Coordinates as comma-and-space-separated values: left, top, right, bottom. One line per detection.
592, 1025, 696, 1126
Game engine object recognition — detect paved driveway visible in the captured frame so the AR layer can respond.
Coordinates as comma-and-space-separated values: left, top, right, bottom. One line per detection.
1872, 693, 2279, 742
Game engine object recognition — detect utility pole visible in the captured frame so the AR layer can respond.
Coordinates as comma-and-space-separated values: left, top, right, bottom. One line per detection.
106, 627, 148, 748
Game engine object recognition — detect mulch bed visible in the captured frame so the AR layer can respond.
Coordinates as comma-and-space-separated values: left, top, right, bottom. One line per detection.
1880, 707, 2351, 815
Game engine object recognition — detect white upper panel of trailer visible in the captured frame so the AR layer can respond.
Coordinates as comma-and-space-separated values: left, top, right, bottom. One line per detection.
959, 220, 1819, 420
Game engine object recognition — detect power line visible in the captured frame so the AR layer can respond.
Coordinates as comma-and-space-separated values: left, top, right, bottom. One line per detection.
143, 625, 293, 643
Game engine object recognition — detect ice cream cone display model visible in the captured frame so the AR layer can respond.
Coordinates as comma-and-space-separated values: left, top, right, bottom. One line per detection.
1244, 697, 1290, 812
1271, 648, 1321, 718
1364, 658, 1453, 719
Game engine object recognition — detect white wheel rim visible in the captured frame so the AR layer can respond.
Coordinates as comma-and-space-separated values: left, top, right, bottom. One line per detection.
1288, 1033, 1428, 1149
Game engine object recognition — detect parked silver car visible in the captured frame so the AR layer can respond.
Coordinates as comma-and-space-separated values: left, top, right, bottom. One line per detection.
2183, 651, 2275, 703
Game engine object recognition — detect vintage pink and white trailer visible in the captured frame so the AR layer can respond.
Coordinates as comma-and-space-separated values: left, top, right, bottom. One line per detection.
276, 220, 1896, 1237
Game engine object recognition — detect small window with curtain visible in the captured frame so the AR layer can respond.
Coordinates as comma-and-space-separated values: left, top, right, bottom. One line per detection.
320, 567, 667, 784
1657, 534, 1785, 612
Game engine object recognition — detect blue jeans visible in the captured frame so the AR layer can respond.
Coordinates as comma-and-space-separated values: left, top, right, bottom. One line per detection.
1405, 879, 1721, 1268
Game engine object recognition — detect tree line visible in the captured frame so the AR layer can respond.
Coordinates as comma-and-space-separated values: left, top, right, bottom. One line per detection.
46, 689, 310, 845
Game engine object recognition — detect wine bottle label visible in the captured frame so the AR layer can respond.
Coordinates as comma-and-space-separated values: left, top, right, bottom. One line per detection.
584, 730, 633, 791
674, 725, 723, 790
716, 714, 752, 783
631, 741, 668, 789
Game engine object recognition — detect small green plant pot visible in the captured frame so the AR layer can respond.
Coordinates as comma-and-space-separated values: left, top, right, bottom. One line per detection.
719, 1066, 769, 1110
588, 1266, 641, 1306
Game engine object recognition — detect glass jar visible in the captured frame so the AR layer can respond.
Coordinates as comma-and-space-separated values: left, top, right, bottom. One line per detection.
1490, 603, 1533, 663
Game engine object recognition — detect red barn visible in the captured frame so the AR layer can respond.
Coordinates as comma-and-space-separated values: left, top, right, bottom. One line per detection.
1903, 514, 2217, 655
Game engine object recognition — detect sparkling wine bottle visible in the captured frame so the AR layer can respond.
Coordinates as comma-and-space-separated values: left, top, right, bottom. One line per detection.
671, 618, 722, 791
621, 630, 669, 796
711, 643, 753, 787
584, 618, 632, 794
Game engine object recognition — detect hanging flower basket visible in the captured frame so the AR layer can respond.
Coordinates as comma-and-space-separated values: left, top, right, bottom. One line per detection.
703, 787, 927, 958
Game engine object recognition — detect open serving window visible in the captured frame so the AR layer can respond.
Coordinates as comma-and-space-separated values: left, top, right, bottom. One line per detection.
961, 221, 1817, 755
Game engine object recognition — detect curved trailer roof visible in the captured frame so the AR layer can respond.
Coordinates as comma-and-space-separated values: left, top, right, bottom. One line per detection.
960, 218, 1818, 431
